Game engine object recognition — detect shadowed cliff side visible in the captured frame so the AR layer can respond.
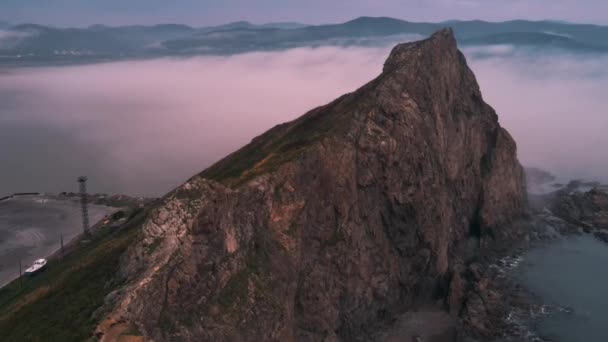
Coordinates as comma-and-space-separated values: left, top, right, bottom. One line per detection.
97, 29, 526, 342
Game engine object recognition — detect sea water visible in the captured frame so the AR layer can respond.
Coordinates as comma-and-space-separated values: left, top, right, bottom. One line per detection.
516, 235, 608, 342
0, 194, 113, 287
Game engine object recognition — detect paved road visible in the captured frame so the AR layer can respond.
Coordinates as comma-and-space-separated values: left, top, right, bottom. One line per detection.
0, 194, 114, 287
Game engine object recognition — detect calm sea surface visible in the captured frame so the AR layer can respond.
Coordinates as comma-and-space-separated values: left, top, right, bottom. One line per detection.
0, 195, 112, 287
517, 235, 608, 342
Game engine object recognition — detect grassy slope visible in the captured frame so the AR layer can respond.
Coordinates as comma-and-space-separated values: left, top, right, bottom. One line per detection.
0, 209, 147, 342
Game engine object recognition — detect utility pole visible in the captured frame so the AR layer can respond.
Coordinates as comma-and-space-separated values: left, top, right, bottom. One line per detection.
60, 233, 65, 260
78, 176, 91, 237
18, 259, 22, 289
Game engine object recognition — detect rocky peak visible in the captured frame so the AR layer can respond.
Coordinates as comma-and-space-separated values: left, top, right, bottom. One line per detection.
383, 28, 472, 94
384, 28, 458, 72
97, 30, 526, 342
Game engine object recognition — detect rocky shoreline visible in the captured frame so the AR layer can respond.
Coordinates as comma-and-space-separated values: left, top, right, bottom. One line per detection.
473, 170, 608, 341
56, 191, 156, 209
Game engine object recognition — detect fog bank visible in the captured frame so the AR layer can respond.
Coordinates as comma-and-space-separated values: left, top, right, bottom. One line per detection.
470, 53, 608, 183
0, 47, 386, 196
0, 47, 606, 196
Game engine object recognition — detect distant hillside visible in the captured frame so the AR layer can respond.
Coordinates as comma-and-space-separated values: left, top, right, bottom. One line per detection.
260, 22, 308, 30
462, 32, 608, 52
2, 17, 608, 65
198, 21, 308, 32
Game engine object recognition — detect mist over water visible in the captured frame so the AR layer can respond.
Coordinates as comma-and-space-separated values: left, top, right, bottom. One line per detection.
0, 46, 607, 196
471, 53, 608, 183
0, 48, 386, 196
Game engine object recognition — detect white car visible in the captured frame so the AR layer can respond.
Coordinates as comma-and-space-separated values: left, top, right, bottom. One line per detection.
24, 259, 47, 275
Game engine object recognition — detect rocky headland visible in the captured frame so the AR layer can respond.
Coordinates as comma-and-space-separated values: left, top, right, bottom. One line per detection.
2, 28, 607, 342
95, 29, 529, 342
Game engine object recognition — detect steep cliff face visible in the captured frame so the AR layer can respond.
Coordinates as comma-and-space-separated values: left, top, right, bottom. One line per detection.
98, 29, 525, 341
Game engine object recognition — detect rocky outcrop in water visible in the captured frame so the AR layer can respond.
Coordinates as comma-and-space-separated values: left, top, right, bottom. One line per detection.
96, 29, 526, 342
552, 188, 608, 231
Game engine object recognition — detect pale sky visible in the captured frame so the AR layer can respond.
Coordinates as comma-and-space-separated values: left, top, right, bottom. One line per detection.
1, 0, 607, 27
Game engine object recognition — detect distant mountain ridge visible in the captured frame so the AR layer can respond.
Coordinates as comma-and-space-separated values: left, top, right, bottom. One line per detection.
2, 17, 608, 65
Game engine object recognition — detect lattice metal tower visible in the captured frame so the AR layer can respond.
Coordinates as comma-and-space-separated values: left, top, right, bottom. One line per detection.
78, 176, 91, 236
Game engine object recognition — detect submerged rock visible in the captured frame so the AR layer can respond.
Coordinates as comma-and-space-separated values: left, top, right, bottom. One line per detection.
97, 29, 526, 341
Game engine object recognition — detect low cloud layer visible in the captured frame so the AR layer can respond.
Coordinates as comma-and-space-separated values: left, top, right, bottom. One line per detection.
0, 47, 386, 195
469, 51, 608, 183
0, 29, 32, 49
0, 46, 606, 196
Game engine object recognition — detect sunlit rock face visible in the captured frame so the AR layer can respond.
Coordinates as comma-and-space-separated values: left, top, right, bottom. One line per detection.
97, 29, 525, 342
